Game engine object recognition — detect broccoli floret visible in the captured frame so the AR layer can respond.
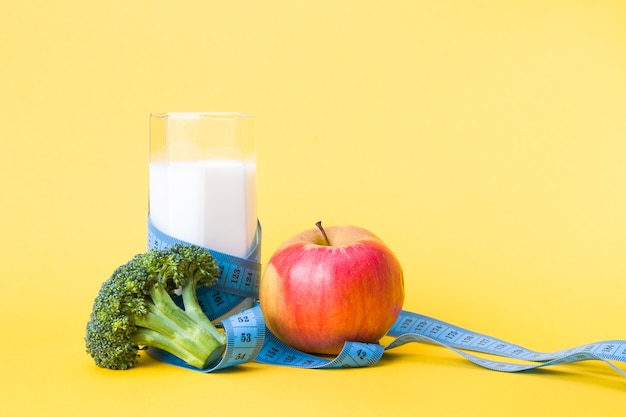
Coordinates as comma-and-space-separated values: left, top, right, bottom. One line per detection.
85, 243, 226, 370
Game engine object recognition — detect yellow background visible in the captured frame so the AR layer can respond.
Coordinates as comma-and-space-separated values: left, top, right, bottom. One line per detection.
1, 1, 625, 415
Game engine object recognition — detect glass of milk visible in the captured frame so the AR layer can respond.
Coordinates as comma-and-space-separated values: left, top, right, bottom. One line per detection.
148, 112, 257, 260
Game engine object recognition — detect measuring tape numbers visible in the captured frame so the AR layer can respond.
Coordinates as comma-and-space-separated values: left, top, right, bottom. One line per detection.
385, 310, 626, 376
256, 328, 384, 369
147, 305, 266, 372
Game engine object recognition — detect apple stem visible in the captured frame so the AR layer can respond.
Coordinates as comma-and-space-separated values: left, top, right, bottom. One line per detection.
315, 221, 331, 246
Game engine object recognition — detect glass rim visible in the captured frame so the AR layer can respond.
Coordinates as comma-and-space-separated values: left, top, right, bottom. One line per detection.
150, 112, 252, 119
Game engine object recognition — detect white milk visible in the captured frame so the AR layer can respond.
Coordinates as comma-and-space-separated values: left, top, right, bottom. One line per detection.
149, 160, 257, 258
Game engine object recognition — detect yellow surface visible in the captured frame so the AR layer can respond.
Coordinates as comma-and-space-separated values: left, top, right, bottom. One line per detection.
1, 1, 625, 415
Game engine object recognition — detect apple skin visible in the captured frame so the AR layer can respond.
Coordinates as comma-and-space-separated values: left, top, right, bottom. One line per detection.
259, 224, 404, 355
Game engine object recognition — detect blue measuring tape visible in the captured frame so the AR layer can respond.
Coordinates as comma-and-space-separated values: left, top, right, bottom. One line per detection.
146, 221, 626, 377
385, 310, 626, 376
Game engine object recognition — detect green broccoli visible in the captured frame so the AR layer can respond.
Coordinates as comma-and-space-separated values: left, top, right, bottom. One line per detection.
85, 243, 226, 370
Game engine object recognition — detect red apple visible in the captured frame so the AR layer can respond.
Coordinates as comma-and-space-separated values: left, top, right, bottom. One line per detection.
259, 222, 404, 355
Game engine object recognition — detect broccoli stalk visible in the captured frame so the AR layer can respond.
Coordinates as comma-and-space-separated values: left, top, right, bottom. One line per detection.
85, 244, 226, 370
